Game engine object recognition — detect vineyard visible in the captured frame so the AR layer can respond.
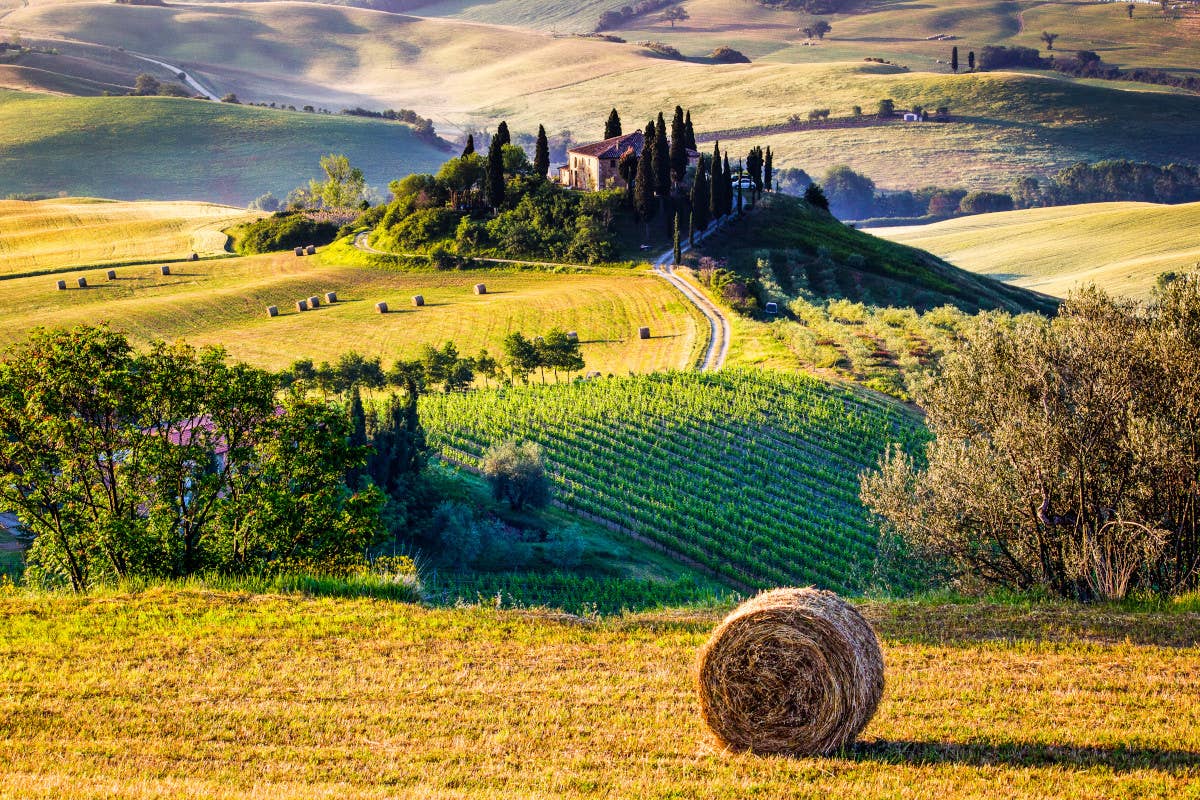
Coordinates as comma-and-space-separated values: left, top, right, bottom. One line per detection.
420, 370, 926, 593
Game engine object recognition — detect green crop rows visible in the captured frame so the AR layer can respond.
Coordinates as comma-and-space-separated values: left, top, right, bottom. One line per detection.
420, 370, 925, 593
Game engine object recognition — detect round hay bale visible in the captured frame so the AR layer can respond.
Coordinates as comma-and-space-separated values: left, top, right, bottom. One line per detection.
638, 326, 651, 340
295, 246, 305, 257
190, 252, 199, 261
324, 291, 337, 303
474, 283, 487, 295
308, 295, 321, 308
77, 277, 88, 288
567, 331, 579, 342
696, 588, 884, 757
160, 265, 171, 276
376, 301, 389, 314
297, 299, 309, 312
412, 295, 424, 307
106, 269, 117, 280
266, 305, 278, 318
305, 245, 317, 256
56, 279, 67, 291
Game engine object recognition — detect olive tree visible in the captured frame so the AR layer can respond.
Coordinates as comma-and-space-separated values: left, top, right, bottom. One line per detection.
482, 441, 551, 512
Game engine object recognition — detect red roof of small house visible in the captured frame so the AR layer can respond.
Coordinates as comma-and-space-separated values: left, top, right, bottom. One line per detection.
568, 131, 645, 160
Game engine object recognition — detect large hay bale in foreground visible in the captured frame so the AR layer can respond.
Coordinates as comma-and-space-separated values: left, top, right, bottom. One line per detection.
696, 588, 884, 757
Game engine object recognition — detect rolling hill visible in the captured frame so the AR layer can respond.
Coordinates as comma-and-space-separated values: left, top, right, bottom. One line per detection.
872, 201, 1200, 299
0, 90, 450, 205
0, 197, 258, 274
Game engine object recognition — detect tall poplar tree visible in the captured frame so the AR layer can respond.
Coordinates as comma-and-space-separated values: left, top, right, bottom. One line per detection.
691, 158, 710, 232
683, 109, 696, 150
486, 137, 505, 210
654, 112, 670, 199
669, 105, 687, 185
605, 108, 622, 139
533, 124, 550, 179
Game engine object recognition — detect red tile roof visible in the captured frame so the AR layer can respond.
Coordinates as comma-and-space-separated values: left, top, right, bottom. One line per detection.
568, 131, 644, 159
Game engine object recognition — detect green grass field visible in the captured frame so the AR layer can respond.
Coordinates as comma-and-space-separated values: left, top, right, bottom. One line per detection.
0, 246, 704, 374
0, 90, 450, 205
0, 197, 258, 274
872, 201, 1200, 299
1, 588, 1196, 799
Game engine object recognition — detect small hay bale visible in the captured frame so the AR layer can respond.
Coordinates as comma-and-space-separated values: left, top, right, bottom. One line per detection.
266, 305, 278, 318
190, 252, 199, 261
295, 246, 305, 257
56, 279, 67, 291
297, 299, 309, 312
77, 277, 88, 288
567, 331, 579, 342
412, 295, 425, 307
324, 291, 337, 303
106, 269, 117, 280
696, 588, 884, 757
638, 326, 651, 340
305, 245, 317, 256
474, 283, 487, 295
308, 295, 321, 308
160, 265, 171, 276
376, 301, 389, 314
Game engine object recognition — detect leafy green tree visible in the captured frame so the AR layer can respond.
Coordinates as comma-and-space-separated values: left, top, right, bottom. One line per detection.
309, 154, 367, 209
133, 73, 160, 95
537, 329, 585, 382
482, 441, 551, 511
502, 144, 531, 175
661, 6, 689, 26
822, 164, 877, 219
605, 108, 622, 139
436, 154, 485, 209
878, 98, 895, 117
431, 500, 480, 568
669, 105, 688, 184
804, 182, 830, 211
1041, 31, 1059, 50
534, 124, 550, 179
502, 332, 540, 385
545, 523, 584, 568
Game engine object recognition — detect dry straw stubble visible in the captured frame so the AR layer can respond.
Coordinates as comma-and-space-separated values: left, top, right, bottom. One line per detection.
696, 587, 884, 756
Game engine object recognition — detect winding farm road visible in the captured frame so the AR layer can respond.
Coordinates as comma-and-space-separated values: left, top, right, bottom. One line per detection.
125, 51, 217, 99
353, 225, 731, 371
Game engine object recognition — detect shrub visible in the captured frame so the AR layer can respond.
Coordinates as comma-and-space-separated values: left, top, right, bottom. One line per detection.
234, 211, 339, 254
709, 46, 750, 63
958, 191, 1014, 215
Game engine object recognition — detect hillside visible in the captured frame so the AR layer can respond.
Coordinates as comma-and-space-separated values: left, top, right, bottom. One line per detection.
421, 369, 926, 593
0, 198, 258, 275
697, 193, 1059, 314
0, 91, 450, 205
1, 588, 1197, 799
873, 201, 1200, 299
0, 249, 704, 374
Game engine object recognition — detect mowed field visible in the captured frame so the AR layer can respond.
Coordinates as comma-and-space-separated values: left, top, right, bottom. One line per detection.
0, 589, 1197, 799
0, 248, 703, 373
0, 198, 258, 274
0, 90, 450, 205
873, 202, 1200, 299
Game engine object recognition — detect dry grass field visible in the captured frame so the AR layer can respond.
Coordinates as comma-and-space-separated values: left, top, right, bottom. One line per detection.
0, 588, 1196, 799
0, 198, 258, 274
873, 201, 1200, 299
0, 247, 704, 374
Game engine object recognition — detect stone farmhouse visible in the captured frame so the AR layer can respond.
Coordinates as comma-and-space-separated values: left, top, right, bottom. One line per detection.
558, 131, 700, 191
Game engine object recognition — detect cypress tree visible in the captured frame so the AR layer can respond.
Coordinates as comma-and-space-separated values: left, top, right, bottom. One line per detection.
634, 143, 656, 231
486, 137, 505, 210
654, 112, 670, 199
736, 159, 744, 215
346, 384, 367, 488
461, 133, 475, 157
533, 124, 550, 179
747, 146, 763, 205
723, 154, 733, 215
669, 105, 687, 185
672, 213, 682, 264
683, 109, 696, 150
709, 142, 722, 222
968, 50, 975, 70
691, 158, 710, 232
951, 46, 959, 73
495, 121, 511, 147
764, 147, 773, 192
689, 210, 696, 246
605, 108, 622, 139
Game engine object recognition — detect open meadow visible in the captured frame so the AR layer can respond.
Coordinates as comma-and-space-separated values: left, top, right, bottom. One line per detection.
0, 588, 1196, 799
873, 201, 1200, 299
0, 247, 704, 374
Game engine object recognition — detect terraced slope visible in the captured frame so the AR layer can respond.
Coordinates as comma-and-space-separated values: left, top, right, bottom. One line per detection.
421, 369, 925, 592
